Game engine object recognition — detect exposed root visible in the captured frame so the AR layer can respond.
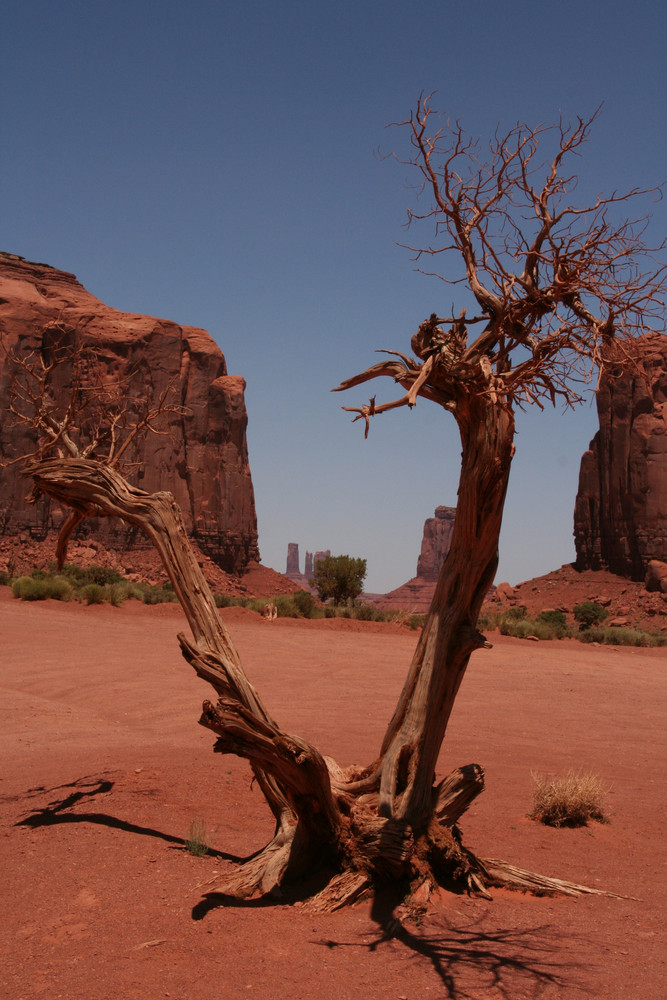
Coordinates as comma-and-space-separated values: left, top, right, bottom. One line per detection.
435, 763, 485, 824
477, 858, 626, 898
306, 870, 372, 912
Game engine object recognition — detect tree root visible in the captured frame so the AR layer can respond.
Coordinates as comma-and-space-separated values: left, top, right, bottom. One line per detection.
476, 858, 626, 898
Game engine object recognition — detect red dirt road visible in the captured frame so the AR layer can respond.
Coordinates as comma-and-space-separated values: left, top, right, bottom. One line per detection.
1, 588, 665, 999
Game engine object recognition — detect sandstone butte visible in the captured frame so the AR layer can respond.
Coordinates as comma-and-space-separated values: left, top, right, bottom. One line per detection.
0, 252, 262, 585
574, 332, 667, 580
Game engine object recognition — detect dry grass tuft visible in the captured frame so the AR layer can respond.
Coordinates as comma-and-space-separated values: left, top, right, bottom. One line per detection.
530, 770, 609, 828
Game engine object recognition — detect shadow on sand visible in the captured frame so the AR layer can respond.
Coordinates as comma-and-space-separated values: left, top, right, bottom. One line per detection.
15, 773, 242, 862
16, 775, 582, 997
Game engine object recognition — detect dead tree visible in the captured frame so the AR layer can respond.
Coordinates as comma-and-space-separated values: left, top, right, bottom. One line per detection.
7, 103, 664, 910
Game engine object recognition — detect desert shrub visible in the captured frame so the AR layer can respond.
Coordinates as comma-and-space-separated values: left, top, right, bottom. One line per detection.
504, 605, 528, 621
139, 583, 178, 605
214, 593, 235, 608
498, 615, 565, 640
240, 597, 267, 614
185, 819, 212, 857
573, 601, 609, 629
530, 770, 608, 827
273, 594, 301, 618
59, 563, 125, 587
80, 583, 107, 605
351, 602, 379, 621
537, 609, 567, 629
293, 589, 317, 617
579, 625, 664, 647
46, 577, 73, 601
0, 570, 11, 587
12, 576, 72, 601
13, 576, 47, 600
106, 582, 129, 607
324, 605, 336, 618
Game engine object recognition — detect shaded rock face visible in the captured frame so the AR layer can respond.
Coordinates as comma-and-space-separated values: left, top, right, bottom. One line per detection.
0, 253, 259, 574
416, 506, 456, 581
574, 333, 667, 580
286, 543, 300, 576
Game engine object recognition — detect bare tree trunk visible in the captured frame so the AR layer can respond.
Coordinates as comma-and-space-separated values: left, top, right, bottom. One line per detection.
377, 398, 515, 828
25, 449, 609, 906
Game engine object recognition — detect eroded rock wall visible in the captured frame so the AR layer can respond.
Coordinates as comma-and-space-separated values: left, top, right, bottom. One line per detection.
574, 333, 667, 579
0, 253, 259, 574
416, 506, 456, 581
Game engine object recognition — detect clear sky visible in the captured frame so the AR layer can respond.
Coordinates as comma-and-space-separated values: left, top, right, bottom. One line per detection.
2, 1, 665, 592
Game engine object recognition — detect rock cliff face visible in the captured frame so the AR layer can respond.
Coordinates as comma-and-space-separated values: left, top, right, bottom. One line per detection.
416, 506, 456, 581
0, 253, 259, 574
574, 333, 667, 579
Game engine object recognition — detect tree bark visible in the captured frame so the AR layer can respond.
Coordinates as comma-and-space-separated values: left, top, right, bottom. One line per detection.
376, 397, 515, 828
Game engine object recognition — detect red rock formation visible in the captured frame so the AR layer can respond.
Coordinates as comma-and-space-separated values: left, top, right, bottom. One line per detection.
0, 253, 258, 574
369, 507, 456, 611
284, 545, 330, 592
416, 506, 456, 581
574, 333, 667, 579
286, 543, 300, 576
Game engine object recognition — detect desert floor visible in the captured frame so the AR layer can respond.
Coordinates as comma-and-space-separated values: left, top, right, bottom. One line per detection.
1, 588, 665, 999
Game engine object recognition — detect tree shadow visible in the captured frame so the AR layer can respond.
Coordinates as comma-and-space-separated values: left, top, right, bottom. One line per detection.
314, 886, 580, 999
14, 774, 242, 862
192, 876, 583, 997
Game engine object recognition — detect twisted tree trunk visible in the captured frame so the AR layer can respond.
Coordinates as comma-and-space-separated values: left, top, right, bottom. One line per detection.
377, 397, 515, 828
25, 448, 607, 907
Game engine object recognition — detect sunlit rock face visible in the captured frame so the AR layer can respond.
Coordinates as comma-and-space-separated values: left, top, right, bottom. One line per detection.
0, 252, 259, 574
574, 333, 667, 580
416, 506, 456, 582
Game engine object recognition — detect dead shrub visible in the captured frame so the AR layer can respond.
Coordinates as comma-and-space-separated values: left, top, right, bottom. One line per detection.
530, 770, 609, 827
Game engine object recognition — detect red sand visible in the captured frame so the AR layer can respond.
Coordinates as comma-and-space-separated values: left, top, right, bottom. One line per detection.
1, 587, 665, 999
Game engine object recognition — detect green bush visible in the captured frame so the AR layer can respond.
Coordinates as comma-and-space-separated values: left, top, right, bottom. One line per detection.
80, 583, 107, 605
351, 602, 377, 621
293, 589, 317, 617
273, 595, 300, 618
537, 609, 567, 628
12, 576, 72, 601
59, 563, 125, 587
499, 615, 567, 641
573, 601, 609, 629
138, 583, 179, 605
106, 582, 129, 607
503, 605, 528, 621
0, 570, 12, 587
214, 593, 235, 608
579, 625, 665, 647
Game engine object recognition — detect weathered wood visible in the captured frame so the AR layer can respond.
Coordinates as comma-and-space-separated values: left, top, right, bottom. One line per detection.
435, 763, 485, 825
376, 397, 515, 828
28, 458, 297, 828
478, 859, 625, 898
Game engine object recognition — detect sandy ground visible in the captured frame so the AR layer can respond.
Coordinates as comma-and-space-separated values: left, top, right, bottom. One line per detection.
0, 587, 665, 999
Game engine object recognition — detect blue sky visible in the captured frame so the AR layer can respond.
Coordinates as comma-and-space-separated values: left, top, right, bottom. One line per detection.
3, 1, 665, 592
